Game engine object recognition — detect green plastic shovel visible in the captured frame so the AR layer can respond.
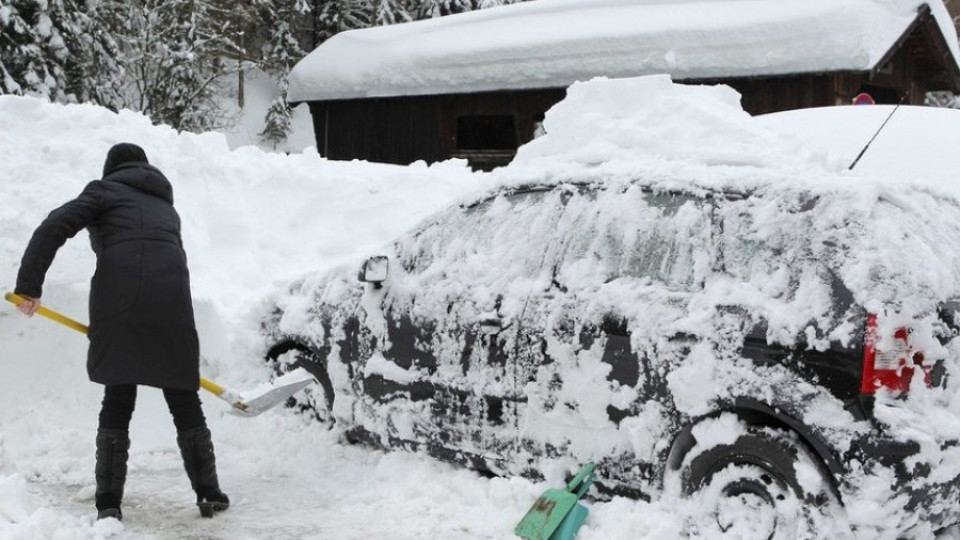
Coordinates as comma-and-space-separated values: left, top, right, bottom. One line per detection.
515, 462, 597, 540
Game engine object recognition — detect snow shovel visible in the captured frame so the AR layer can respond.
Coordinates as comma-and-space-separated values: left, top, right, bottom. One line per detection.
515, 462, 597, 540
4, 291, 314, 417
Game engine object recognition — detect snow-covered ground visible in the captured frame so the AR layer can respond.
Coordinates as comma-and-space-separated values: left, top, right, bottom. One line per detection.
3, 74, 960, 540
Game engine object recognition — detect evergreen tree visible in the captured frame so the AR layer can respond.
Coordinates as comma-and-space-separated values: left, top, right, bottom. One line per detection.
416, 0, 526, 18
0, 0, 72, 99
65, 1, 125, 108
260, 96, 293, 147
372, 0, 413, 26
306, 0, 344, 47
258, 0, 309, 74
258, 0, 310, 146
339, 0, 377, 32
416, 0, 472, 18
0, 0, 131, 111
303, 0, 397, 39
476, 0, 526, 8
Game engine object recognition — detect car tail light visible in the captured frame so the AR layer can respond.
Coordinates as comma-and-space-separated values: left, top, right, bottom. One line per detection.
861, 313, 932, 395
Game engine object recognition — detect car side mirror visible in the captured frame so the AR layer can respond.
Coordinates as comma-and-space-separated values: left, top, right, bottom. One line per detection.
358, 255, 389, 288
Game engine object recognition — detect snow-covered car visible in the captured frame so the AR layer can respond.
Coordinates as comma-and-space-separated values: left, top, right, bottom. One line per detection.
262, 177, 960, 533
260, 78, 960, 537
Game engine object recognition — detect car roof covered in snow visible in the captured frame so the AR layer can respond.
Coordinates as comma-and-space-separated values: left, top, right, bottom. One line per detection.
756, 104, 960, 189
288, 0, 960, 102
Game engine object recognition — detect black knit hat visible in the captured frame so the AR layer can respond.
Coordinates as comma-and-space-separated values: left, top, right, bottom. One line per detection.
102, 143, 148, 177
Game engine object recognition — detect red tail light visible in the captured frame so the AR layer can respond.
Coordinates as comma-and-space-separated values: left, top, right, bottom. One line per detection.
861, 313, 931, 395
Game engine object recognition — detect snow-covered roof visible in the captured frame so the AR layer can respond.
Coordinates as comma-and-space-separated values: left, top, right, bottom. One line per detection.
288, 0, 960, 102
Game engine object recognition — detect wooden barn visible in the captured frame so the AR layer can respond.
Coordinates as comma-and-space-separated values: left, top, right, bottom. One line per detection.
288, 0, 960, 171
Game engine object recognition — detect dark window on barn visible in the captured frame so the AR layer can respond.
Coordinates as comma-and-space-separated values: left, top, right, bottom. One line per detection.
856, 84, 901, 105
457, 115, 518, 151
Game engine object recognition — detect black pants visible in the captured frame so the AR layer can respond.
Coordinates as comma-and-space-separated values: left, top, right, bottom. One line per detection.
99, 384, 207, 432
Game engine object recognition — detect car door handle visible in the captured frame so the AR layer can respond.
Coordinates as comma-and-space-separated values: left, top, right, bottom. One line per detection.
479, 316, 506, 335
667, 332, 699, 344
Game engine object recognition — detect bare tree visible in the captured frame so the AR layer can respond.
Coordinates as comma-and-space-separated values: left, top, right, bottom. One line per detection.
98, 0, 245, 131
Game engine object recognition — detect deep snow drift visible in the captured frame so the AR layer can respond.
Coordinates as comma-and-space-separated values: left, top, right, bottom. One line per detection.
2, 74, 960, 539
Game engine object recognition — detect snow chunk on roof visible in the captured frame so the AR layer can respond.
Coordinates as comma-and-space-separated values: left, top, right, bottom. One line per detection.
503, 75, 839, 188
288, 0, 958, 102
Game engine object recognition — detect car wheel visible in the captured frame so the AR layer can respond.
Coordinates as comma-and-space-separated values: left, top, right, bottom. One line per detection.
267, 344, 335, 427
677, 426, 840, 540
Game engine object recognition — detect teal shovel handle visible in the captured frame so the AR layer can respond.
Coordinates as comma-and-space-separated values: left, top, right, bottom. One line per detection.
566, 463, 597, 496
574, 472, 595, 499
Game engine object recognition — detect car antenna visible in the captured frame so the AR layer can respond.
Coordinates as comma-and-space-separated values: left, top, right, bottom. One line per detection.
848, 99, 902, 171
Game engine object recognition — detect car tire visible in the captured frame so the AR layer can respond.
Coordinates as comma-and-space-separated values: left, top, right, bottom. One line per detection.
678, 426, 841, 540
267, 344, 335, 427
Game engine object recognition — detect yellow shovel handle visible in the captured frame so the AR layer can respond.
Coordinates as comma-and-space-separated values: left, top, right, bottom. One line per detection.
5, 291, 222, 395
6, 292, 90, 334
200, 378, 225, 396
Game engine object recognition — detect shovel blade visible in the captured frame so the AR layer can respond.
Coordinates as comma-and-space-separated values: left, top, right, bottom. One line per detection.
227, 373, 316, 417
514, 488, 579, 540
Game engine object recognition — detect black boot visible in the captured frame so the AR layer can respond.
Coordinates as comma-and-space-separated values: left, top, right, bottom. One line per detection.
95, 428, 129, 521
177, 426, 230, 518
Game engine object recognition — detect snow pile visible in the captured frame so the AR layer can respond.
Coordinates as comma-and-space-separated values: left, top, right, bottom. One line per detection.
288, 0, 957, 101
0, 475, 33, 524
508, 74, 841, 178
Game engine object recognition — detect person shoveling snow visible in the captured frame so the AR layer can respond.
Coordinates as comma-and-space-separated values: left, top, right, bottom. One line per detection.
11, 143, 231, 522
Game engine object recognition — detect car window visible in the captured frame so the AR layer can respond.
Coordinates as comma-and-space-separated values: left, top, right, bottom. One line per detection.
552, 185, 714, 291
397, 188, 566, 285
720, 204, 772, 282
718, 195, 858, 310
719, 196, 821, 284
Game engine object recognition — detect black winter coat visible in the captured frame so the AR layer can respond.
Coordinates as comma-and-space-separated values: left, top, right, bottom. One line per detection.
15, 163, 200, 390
